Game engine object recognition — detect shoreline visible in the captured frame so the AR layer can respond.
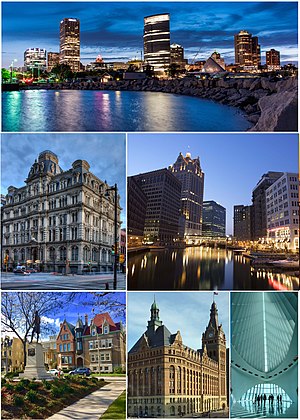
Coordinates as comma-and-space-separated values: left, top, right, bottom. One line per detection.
3, 76, 297, 131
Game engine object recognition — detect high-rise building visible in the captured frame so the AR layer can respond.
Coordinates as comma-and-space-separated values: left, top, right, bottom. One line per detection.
128, 298, 227, 417
202, 200, 226, 238
127, 177, 148, 247
170, 43, 187, 69
252, 172, 283, 240
59, 18, 80, 72
233, 205, 253, 241
47, 52, 60, 71
266, 173, 299, 251
234, 30, 261, 69
169, 152, 204, 237
266, 49, 281, 71
24, 48, 47, 72
131, 169, 181, 244
1, 151, 122, 274
144, 13, 170, 73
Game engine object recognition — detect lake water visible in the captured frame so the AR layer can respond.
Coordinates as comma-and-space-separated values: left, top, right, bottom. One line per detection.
128, 247, 298, 291
2, 90, 250, 132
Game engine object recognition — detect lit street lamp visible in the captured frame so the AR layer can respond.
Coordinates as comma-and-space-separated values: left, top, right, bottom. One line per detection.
105, 183, 118, 290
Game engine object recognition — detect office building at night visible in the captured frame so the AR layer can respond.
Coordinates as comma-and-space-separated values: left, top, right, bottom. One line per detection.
169, 152, 204, 237
24, 48, 47, 72
127, 177, 148, 247
131, 169, 181, 244
266, 49, 281, 71
202, 201, 226, 238
59, 17, 80, 72
233, 205, 253, 241
144, 13, 170, 73
252, 172, 283, 240
1, 150, 122, 274
47, 52, 60, 71
266, 173, 299, 251
170, 43, 187, 69
128, 298, 227, 417
234, 30, 261, 69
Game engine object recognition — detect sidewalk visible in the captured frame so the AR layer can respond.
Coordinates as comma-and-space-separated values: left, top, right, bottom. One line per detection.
47, 380, 125, 419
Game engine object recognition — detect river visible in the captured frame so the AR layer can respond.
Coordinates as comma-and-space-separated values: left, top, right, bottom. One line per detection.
128, 247, 298, 290
2, 90, 250, 132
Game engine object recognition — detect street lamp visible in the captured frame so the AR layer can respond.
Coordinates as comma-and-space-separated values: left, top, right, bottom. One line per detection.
10, 59, 18, 83
105, 183, 118, 290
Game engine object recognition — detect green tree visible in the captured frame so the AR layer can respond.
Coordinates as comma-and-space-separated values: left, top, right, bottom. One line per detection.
166, 63, 181, 79
2, 68, 11, 82
50, 64, 74, 81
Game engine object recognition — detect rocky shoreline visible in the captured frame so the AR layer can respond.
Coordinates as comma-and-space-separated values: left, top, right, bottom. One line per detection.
20, 76, 298, 131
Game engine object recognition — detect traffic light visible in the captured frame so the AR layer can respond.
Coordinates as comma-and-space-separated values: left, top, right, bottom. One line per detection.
119, 254, 125, 264
111, 245, 115, 255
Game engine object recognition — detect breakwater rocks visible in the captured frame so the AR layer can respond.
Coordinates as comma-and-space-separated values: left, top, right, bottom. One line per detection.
101, 77, 297, 132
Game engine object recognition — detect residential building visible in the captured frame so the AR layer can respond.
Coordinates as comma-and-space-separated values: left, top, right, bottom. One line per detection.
144, 14, 170, 73
266, 49, 281, 71
47, 52, 60, 71
252, 172, 283, 240
1, 150, 122, 274
128, 299, 227, 417
127, 177, 148, 247
131, 169, 182, 244
42, 334, 58, 369
169, 152, 204, 237
24, 48, 47, 72
56, 320, 76, 369
60, 18, 80, 72
1, 336, 24, 372
202, 201, 226, 238
233, 205, 253, 241
266, 173, 299, 251
76, 313, 126, 373
234, 30, 261, 69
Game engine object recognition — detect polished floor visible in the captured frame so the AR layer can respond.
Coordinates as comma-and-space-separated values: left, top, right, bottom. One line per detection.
231, 401, 298, 418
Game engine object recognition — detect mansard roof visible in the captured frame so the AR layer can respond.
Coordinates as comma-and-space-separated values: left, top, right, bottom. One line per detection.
129, 324, 176, 353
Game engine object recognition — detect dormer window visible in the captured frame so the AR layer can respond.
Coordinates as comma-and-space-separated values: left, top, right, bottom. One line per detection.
91, 328, 96, 336
104, 326, 109, 334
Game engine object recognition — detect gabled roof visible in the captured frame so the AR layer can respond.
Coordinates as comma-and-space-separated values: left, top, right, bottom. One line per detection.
92, 312, 116, 328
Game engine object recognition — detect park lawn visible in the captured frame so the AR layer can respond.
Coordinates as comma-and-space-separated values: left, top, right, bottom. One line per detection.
1, 376, 107, 419
101, 390, 126, 419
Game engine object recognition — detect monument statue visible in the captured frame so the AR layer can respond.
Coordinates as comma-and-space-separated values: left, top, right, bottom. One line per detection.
30, 311, 41, 343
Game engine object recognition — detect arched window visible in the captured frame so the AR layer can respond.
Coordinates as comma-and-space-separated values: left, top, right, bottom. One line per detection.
59, 247, 66, 261
71, 246, 78, 261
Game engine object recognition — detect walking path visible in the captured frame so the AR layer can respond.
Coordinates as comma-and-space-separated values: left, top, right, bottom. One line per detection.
48, 379, 125, 419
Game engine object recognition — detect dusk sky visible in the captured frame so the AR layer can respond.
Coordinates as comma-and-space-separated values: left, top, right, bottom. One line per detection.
1, 133, 126, 225
127, 291, 229, 350
2, 1, 298, 68
128, 133, 299, 235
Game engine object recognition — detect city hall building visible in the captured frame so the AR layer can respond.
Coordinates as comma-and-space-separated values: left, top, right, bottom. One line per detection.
1, 150, 122, 274
128, 299, 227, 417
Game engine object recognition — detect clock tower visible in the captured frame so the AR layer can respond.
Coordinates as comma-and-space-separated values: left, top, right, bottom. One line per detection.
202, 299, 227, 407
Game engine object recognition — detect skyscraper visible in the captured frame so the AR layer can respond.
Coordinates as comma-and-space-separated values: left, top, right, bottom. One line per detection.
234, 30, 261, 69
169, 152, 204, 237
59, 18, 80, 72
266, 49, 281, 71
24, 48, 47, 72
233, 205, 253, 241
144, 13, 170, 73
202, 200, 226, 238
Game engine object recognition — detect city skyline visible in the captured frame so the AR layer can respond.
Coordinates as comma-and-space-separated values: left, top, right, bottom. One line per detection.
127, 291, 229, 351
1, 133, 126, 225
2, 1, 298, 68
128, 133, 298, 235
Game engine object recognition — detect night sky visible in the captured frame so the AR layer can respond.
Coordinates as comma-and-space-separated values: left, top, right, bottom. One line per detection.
2, 1, 298, 68
1, 133, 126, 225
128, 133, 298, 235
127, 291, 229, 350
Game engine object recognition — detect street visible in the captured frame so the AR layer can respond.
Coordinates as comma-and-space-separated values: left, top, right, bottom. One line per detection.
1, 272, 126, 290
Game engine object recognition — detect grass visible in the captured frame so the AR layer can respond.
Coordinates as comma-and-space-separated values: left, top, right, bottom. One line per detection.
101, 390, 126, 419
1, 377, 107, 419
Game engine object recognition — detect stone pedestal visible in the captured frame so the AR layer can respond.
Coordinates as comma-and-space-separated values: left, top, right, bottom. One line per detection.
20, 342, 53, 380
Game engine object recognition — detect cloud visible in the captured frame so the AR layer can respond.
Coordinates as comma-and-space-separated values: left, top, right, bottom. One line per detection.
41, 315, 61, 329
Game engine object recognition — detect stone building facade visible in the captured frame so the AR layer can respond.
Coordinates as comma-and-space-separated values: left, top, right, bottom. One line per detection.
128, 300, 227, 417
1, 150, 122, 274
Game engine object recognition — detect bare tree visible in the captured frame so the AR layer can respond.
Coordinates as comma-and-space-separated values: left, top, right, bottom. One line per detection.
1, 292, 75, 366
79, 292, 126, 320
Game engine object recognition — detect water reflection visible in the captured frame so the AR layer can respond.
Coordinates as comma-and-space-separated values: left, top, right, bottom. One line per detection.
128, 247, 298, 290
2, 90, 250, 132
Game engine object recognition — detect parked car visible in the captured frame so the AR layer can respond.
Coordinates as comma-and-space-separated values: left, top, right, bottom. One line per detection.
47, 369, 59, 376
13, 269, 30, 275
69, 367, 91, 376
26, 268, 37, 273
